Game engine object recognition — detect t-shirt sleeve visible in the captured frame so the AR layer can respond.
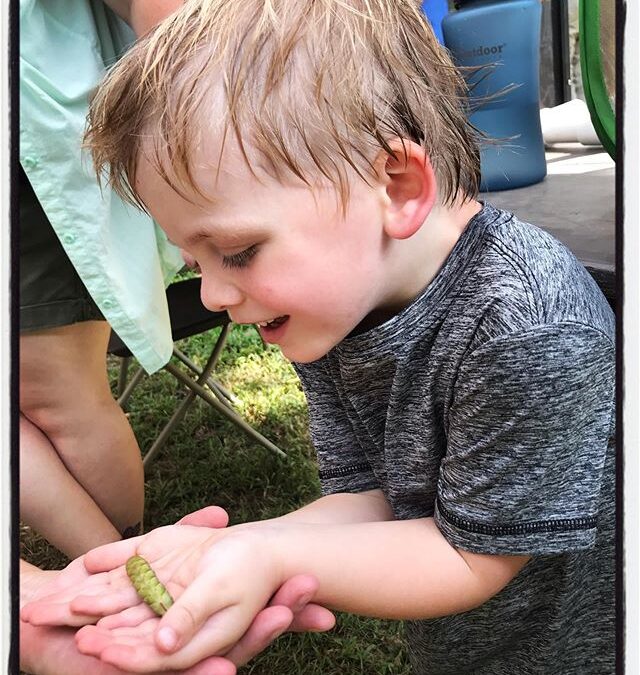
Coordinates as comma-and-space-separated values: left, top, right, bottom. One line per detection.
434, 322, 615, 556
294, 358, 379, 495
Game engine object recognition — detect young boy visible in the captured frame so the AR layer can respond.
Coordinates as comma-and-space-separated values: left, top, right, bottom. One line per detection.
22, 1, 616, 673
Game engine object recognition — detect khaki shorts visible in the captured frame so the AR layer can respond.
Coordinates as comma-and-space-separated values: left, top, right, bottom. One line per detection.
19, 167, 104, 332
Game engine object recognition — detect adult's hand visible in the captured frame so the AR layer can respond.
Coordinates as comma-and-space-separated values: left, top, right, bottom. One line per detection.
222, 573, 336, 668
20, 560, 234, 675
21, 617, 234, 675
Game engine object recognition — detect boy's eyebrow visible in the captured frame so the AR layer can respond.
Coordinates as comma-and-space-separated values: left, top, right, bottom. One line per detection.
184, 231, 211, 247
183, 222, 267, 248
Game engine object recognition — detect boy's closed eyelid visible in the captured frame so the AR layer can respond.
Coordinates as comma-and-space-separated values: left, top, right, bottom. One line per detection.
221, 244, 259, 269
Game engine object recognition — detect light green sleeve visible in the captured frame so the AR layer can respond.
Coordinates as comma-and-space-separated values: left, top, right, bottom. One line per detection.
20, 0, 184, 373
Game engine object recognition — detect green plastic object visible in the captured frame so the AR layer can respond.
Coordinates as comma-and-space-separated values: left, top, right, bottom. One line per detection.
579, 0, 616, 158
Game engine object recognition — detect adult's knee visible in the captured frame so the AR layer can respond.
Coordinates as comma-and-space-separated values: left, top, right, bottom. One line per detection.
20, 377, 114, 441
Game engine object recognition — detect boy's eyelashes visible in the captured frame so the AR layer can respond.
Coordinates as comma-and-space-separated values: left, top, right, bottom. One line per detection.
221, 244, 259, 269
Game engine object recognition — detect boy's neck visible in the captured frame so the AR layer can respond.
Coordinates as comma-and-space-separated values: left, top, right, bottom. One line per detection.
360, 198, 483, 331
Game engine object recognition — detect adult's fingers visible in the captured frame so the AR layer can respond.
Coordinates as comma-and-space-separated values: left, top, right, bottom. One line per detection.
222, 576, 335, 666
268, 574, 319, 609
70, 585, 142, 618
181, 656, 236, 675
80, 606, 243, 672
266, 575, 335, 632
84, 536, 145, 573
222, 605, 294, 666
288, 603, 336, 633
20, 572, 120, 627
20, 596, 102, 628
75, 624, 237, 675
176, 506, 229, 529
97, 604, 155, 630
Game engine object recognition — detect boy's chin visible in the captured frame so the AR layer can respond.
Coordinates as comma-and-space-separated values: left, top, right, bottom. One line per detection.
280, 339, 335, 364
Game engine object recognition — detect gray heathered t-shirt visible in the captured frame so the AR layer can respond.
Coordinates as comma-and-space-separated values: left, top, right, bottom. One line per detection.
294, 203, 616, 675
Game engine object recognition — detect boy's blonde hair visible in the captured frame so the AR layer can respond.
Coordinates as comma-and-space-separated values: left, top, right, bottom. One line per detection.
86, 0, 480, 210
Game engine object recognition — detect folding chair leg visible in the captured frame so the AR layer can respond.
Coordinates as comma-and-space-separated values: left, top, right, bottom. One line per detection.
142, 389, 197, 468
142, 325, 231, 469
172, 347, 240, 408
163, 361, 286, 459
116, 357, 131, 398
117, 365, 146, 410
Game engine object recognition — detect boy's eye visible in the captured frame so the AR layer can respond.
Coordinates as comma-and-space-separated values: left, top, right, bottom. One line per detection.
221, 244, 259, 269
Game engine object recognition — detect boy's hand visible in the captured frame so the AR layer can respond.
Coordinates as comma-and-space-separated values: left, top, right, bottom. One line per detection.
21, 522, 325, 672
70, 527, 288, 671
75, 572, 335, 673
20, 509, 332, 675
157, 506, 337, 668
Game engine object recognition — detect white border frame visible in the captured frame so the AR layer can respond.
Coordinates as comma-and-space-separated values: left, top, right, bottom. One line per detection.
1, 0, 638, 672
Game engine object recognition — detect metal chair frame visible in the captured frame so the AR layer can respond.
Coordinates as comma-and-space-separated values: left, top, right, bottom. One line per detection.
110, 278, 285, 469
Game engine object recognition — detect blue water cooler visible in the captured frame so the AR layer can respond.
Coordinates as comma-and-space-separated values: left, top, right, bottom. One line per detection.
421, 0, 449, 44
442, 0, 547, 191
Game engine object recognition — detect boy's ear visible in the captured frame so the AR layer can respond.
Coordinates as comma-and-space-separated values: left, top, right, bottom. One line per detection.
377, 139, 437, 240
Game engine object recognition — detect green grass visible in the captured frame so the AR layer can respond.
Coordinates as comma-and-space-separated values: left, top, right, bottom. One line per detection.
20, 324, 411, 674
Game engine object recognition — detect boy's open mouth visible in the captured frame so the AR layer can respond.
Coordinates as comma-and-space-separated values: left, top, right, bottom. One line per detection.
256, 315, 289, 330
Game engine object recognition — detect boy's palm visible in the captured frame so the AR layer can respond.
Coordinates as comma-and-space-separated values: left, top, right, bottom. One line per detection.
73, 529, 284, 672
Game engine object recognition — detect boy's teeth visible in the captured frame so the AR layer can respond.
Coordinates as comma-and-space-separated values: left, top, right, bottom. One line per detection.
257, 316, 287, 328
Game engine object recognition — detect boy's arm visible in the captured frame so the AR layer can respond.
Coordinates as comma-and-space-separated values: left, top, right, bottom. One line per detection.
145, 514, 529, 658
142, 516, 529, 663
246, 517, 529, 621
271, 489, 396, 525
22, 514, 527, 670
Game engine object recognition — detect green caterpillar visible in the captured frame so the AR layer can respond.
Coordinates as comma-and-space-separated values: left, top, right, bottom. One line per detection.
126, 555, 174, 616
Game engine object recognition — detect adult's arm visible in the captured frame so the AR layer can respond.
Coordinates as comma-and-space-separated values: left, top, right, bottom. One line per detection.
101, 0, 183, 36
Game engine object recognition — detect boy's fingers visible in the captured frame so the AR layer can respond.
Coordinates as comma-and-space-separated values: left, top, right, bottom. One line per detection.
149, 574, 331, 659
222, 605, 293, 666
176, 506, 229, 529
154, 582, 220, 653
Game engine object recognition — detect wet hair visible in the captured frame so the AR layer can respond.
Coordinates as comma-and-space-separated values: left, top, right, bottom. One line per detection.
85, 0, 481, 211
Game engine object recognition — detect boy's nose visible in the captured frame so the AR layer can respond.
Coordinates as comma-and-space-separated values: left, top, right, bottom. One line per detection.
199, 275, 244, 313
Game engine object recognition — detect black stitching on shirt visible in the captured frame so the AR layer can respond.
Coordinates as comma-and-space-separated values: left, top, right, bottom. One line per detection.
437, 498, 597, 536
319, 463, 372, 480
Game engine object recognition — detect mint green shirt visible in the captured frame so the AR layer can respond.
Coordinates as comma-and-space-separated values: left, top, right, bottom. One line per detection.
20, 0, 183, 373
